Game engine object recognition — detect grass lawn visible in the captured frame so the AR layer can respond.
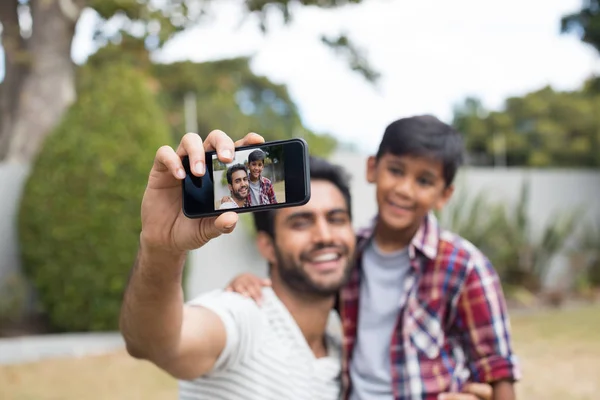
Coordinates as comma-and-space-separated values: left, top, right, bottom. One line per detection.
1, 305, 599, 400
273, 180, 286, 203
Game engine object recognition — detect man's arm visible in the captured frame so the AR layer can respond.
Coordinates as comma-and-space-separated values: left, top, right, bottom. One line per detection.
119, 241, 227, 380
118, 129, 265, 381
454, 254, 520, 400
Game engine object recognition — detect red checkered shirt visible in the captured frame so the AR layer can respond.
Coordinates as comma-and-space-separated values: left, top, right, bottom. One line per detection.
247, 175, 277, 206
338, 213, 521, 400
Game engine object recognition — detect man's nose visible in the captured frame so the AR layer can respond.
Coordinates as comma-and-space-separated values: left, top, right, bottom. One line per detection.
312, 218, 333, 243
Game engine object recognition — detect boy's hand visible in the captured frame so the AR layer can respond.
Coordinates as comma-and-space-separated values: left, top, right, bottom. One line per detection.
438, 383, 492, 400
225, 273, 271, 306
220, 196, 233, 205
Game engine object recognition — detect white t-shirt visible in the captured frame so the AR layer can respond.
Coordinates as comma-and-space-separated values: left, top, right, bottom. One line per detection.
219, 201, 239, 210
179, 288, 343, 400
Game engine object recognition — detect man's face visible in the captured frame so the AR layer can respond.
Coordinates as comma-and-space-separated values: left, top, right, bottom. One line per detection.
269, 180, 355, 296
249, 160, 264, 181
366, 153, 453, 234
228, 169, 249, 201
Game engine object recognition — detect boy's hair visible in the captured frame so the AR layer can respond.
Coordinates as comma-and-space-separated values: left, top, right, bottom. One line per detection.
375, 115, 464, 186
248, 149, 266, 164
253, 156, 352, 238
226, 163, 247, 185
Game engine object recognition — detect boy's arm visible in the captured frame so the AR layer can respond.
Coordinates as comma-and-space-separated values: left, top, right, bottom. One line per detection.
454, 256, 520, 400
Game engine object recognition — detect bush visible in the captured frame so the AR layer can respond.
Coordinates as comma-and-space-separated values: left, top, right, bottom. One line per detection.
18, 62, 172, 332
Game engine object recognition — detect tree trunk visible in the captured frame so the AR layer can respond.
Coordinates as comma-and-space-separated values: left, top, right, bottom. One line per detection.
0, 0, 81, 163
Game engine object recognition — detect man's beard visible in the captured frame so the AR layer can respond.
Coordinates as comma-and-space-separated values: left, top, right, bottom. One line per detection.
232, 186, 247, 201
273, 242, 354, 298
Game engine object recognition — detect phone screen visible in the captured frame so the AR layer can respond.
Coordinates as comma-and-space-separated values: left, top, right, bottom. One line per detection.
182, 138, 310, 218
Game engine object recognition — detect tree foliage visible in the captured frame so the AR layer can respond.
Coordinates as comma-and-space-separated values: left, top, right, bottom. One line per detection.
87, 38, 338, 157
18, 61, 172, 332
0, 0, 377, 163
87, 0, 378, 83
453, 83, 600, 167
561, 0, 600, 54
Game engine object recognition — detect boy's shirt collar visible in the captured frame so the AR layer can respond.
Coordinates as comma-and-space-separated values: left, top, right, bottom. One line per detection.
355, 212, 440, 262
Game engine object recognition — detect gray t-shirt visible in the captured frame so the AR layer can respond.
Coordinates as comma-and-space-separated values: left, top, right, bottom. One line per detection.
249, 179, 261, 206
349, 239, 411, 400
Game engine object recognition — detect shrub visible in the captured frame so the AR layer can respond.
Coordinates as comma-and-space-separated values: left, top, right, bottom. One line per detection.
18, 62, 172, 332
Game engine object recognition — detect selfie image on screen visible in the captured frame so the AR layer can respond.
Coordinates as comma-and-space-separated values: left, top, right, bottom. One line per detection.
212, 146, 286, 211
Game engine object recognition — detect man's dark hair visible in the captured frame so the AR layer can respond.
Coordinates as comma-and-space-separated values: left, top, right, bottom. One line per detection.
253, 156, 352, 238
226, 163, 247, 185
375, 115, 464, 186
248, 149, 266, 164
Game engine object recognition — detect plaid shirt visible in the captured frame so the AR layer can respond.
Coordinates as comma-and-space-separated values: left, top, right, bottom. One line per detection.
247, 175, 277, 205
338, 213, 521, 400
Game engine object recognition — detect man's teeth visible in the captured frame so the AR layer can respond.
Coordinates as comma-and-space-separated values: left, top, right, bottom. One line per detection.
311, 253, 339, 262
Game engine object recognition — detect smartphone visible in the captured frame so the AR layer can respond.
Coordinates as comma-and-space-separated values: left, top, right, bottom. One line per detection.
182, 138, 311, 218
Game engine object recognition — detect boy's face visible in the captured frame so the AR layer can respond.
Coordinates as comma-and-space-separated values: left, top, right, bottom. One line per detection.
249, 160, 264, 180
366, 153, 453, 234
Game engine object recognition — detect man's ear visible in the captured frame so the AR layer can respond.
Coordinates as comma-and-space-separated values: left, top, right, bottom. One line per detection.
366, 156, 377, 183
256, 232, 276, 264
435, 184, 455, 210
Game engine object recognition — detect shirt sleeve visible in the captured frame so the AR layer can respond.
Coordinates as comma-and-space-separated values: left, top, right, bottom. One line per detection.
186, 289, 265, 372
266, 179, 277, 203
454, 254, 521, 384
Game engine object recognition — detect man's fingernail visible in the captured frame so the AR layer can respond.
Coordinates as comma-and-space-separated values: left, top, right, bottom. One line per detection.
176, 168, 185, 179
221, 150, 233, 159
194, 161, 205, 175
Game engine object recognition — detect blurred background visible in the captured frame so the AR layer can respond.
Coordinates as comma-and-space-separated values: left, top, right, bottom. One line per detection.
0, 0, 599, 399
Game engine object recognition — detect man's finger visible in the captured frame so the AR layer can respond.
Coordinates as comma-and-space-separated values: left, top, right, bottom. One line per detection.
154, 145, 185, 180
233, 132, 265, 148
204, 130, 235, 164
197, 212, 238, 244
176, 132, 206, 177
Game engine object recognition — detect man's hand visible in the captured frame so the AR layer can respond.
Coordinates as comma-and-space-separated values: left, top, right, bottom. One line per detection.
140, 130, 265, 254
438, 383, 493, 400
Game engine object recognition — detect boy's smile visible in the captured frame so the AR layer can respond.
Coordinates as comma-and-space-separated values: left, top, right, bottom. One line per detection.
367, 153, 454, 248
249, 160, 263, 181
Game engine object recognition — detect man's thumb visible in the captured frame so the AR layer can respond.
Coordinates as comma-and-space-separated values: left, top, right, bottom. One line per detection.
213, 212, 239, 236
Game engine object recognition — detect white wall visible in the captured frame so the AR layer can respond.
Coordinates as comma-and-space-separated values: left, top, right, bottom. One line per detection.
1, 155, 599, 303
0, 163, 30, 284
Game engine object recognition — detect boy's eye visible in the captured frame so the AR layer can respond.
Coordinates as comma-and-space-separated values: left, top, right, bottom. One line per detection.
417, 177, 433, 186
388, 167, 403, 175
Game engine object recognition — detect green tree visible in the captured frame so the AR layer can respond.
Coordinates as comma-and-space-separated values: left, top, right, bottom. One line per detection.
0, 0, 377, 163
561, 1, 600, 54
18, 61, 172, 332
453, 84, 600, 167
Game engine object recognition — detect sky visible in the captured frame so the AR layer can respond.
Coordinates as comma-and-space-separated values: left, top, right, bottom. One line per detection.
61, 0, 600, 153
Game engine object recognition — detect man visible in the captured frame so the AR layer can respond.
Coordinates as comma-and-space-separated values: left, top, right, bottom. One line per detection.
119, 130, 355, 400
246, 149, 277, 205
219, 163, 249, 209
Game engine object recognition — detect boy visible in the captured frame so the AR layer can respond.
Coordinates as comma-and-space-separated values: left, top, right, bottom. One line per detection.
247, 149, 277, 205
228, 115, 520, 400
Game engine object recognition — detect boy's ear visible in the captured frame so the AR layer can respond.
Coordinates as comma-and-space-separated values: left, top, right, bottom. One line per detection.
256, 232, 276, 264
366, 156, 377, 183
435, 184, 455, 210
